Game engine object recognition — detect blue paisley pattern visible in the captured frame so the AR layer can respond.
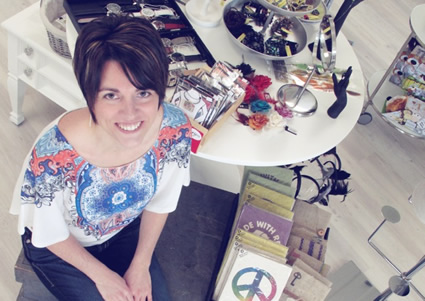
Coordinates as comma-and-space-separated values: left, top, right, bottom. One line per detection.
21, 103, 191, 241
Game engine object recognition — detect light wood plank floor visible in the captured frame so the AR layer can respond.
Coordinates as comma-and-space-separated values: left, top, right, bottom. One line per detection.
1, 0, 425, 300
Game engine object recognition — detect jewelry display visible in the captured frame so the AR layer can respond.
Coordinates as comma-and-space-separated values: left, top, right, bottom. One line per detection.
65, 0, 217, 71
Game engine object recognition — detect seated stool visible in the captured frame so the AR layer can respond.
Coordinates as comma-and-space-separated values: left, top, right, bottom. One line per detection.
15, 249, 56, 301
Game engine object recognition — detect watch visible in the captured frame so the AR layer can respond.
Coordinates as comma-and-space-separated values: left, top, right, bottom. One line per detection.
152, 20, 186, 30
140, 4, 177, 18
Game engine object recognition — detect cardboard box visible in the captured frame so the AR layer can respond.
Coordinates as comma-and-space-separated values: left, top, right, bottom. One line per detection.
190, 93, 244, 153
170, 67, 245, 153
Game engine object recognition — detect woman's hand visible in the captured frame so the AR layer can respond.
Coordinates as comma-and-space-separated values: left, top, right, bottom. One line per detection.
95, 270, 134, 301
124, 264, 152, 301
46, 235, 134, 301
124, 210, 169, 300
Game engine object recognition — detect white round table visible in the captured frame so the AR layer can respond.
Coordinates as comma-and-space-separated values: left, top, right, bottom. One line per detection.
186, 15, 365, 166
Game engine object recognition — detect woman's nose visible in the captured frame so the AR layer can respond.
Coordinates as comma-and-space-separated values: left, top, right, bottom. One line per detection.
121, 98, 138, 116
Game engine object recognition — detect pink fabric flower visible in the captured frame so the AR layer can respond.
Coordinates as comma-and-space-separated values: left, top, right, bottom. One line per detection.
275, 103, 293, 118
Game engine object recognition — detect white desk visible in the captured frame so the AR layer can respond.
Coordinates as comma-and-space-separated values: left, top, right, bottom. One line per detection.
2, 3, 85, 125
3, 3, 365, 192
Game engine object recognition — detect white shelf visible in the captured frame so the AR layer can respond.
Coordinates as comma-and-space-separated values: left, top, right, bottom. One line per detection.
368, 70, 424, 138
365, 4, 425, 139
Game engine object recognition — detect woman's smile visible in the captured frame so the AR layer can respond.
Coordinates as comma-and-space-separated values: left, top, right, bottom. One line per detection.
117, 121, 143, 132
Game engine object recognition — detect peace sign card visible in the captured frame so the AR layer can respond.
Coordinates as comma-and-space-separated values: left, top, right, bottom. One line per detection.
217, 244, 292, 301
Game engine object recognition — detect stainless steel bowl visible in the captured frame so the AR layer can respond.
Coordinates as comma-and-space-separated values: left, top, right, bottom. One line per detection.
223, 0, 308, 61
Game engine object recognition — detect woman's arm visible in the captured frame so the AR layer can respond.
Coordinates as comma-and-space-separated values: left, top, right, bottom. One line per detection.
47, 235, 133, 301
123, 210, 169, 301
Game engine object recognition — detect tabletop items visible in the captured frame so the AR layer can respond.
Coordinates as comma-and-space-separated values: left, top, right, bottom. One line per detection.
57, 0, 362, 155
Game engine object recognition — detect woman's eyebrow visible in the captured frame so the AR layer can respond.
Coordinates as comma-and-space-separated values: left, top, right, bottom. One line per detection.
98, 87, 119, 92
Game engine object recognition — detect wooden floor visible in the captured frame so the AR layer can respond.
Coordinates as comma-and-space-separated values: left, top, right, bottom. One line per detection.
1, 0, 425, 300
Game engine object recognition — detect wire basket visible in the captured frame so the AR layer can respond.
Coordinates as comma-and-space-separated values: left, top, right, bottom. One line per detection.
40, 0, 71, 59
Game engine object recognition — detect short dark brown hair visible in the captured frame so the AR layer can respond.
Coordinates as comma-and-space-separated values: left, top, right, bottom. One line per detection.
73, 15, 169, 123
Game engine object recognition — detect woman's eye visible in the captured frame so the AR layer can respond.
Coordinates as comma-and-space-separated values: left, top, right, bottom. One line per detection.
138, 91, 151, 98
104, 93, 118, 100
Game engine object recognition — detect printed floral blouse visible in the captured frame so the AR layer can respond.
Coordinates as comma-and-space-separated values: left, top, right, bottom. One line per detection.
11, 103, 191, 247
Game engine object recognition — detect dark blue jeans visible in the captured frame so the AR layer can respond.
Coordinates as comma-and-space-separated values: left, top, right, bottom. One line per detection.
22, 217, 171, 301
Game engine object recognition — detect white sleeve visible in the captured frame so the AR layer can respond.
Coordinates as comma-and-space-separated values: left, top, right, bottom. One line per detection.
14, 158, 70, 247
144, 159, 190, 214
11, 115, 70, 247
10, 152, 31, 216
10, 115, 64, 216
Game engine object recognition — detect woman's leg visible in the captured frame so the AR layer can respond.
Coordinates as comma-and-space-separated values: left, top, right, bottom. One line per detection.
22, 216, 172, 301
150, 252, 172, 301
21, 228, 103, 301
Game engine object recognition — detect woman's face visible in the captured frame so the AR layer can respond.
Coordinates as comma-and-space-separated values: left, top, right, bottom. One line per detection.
93, 60, 161, 149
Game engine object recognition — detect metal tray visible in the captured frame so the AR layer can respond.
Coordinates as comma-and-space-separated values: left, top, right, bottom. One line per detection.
223, 0, 307, 61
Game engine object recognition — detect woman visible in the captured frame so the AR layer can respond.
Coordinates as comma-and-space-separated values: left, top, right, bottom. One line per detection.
10, 15, 192, 300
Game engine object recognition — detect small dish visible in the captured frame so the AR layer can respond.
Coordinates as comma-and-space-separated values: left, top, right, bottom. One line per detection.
277, 84, 318, 116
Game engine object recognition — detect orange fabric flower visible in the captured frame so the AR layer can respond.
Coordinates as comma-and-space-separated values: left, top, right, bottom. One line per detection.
248, 113, 269, 130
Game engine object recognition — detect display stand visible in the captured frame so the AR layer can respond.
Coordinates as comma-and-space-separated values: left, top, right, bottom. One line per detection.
185, 0, 222, 27
358, 4, 425, 140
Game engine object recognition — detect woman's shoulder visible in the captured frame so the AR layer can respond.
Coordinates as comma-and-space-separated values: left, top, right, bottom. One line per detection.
57, 108, 92, 148
31, 109, 88, 159
32, 118, 71, 155
58, 108, 90, 134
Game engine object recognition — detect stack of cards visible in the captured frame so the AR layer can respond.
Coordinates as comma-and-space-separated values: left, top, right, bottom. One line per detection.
213, 166, 335, 301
